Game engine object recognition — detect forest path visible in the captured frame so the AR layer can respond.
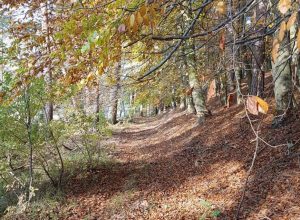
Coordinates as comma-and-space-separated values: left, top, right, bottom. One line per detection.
64, 107, 300, 220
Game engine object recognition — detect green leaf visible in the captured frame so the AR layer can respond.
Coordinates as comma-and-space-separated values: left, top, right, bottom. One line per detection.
199, 199, 211, 208
81, 42, 90, 54
88, 31, 99, 43
211, 210, 221, 217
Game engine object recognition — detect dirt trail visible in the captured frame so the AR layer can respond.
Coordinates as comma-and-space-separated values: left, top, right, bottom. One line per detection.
64, 106, 300, 220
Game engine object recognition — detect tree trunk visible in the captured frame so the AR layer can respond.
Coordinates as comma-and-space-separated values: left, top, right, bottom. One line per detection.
188, 71, 208, 122
187, 37, 208, 122
235, 66, 243, 105
179, 96, 186, 110
95, 83, 101, 125
271, 28, 292, 127
179, 45, 190, 110
110, 62, 121, 124
44, 0, 53, 121
250, 2, 266, 96
171, 86, 177, 110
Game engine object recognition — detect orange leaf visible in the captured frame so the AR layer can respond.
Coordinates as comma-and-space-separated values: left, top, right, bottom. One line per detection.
143, 14, 150, 25
278, 21, 286, 42
297, 28, 300, 50
272, 38, 280, 63
286, 12, 297, 30
219, 32, 225, 51
139, 5, 147, 16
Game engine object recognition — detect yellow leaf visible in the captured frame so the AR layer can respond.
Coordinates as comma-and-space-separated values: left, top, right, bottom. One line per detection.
216, 1, 226, 15
143, 14, 150, 26
255, 96, 269, 114
278, 21, 286, 42
287, 12, 297, 30
137, 12, 143, 25
129, 14, 135, 27
297, 28, 300, 50
86, 73, 95, 82
149, 6, 156, 17
278, 0, 291, 14
140, 5, 147, 16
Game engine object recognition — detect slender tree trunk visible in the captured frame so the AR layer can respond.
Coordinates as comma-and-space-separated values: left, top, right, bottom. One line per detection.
25, 87, 33, 202
171, 86, 177, 110
128, 92, 135, 121
179, 46, 189, 110
179, 96, 186, 110
110, 62, 121, 124
95, 83, 101, 125
139, 104, 144, 116
44, 1, 53, 121
250, 2, 266, 96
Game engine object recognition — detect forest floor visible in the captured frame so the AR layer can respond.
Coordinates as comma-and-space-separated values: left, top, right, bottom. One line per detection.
61, 96, 300, 219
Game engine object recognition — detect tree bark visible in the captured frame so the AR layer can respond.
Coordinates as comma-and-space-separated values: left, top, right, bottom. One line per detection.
187, 36, 208, 122
110, 62, 121, 124
250, 2, 266, 97
44, 0, 53, 121
271, 27, 292, 127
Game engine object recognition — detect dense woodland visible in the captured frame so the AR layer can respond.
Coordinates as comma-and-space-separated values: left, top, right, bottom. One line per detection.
0, 0, 300, 219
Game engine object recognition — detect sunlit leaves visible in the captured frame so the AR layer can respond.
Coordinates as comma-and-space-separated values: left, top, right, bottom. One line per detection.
278, 0, 291, 14
216, 1, 226, 15
122, 3, 161, 34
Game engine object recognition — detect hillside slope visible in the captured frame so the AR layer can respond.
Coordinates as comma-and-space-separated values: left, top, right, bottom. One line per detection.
62, 101, 300, 219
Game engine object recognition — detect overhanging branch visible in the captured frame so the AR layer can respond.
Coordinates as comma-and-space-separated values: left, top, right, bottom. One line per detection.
138, 0, 212, 81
